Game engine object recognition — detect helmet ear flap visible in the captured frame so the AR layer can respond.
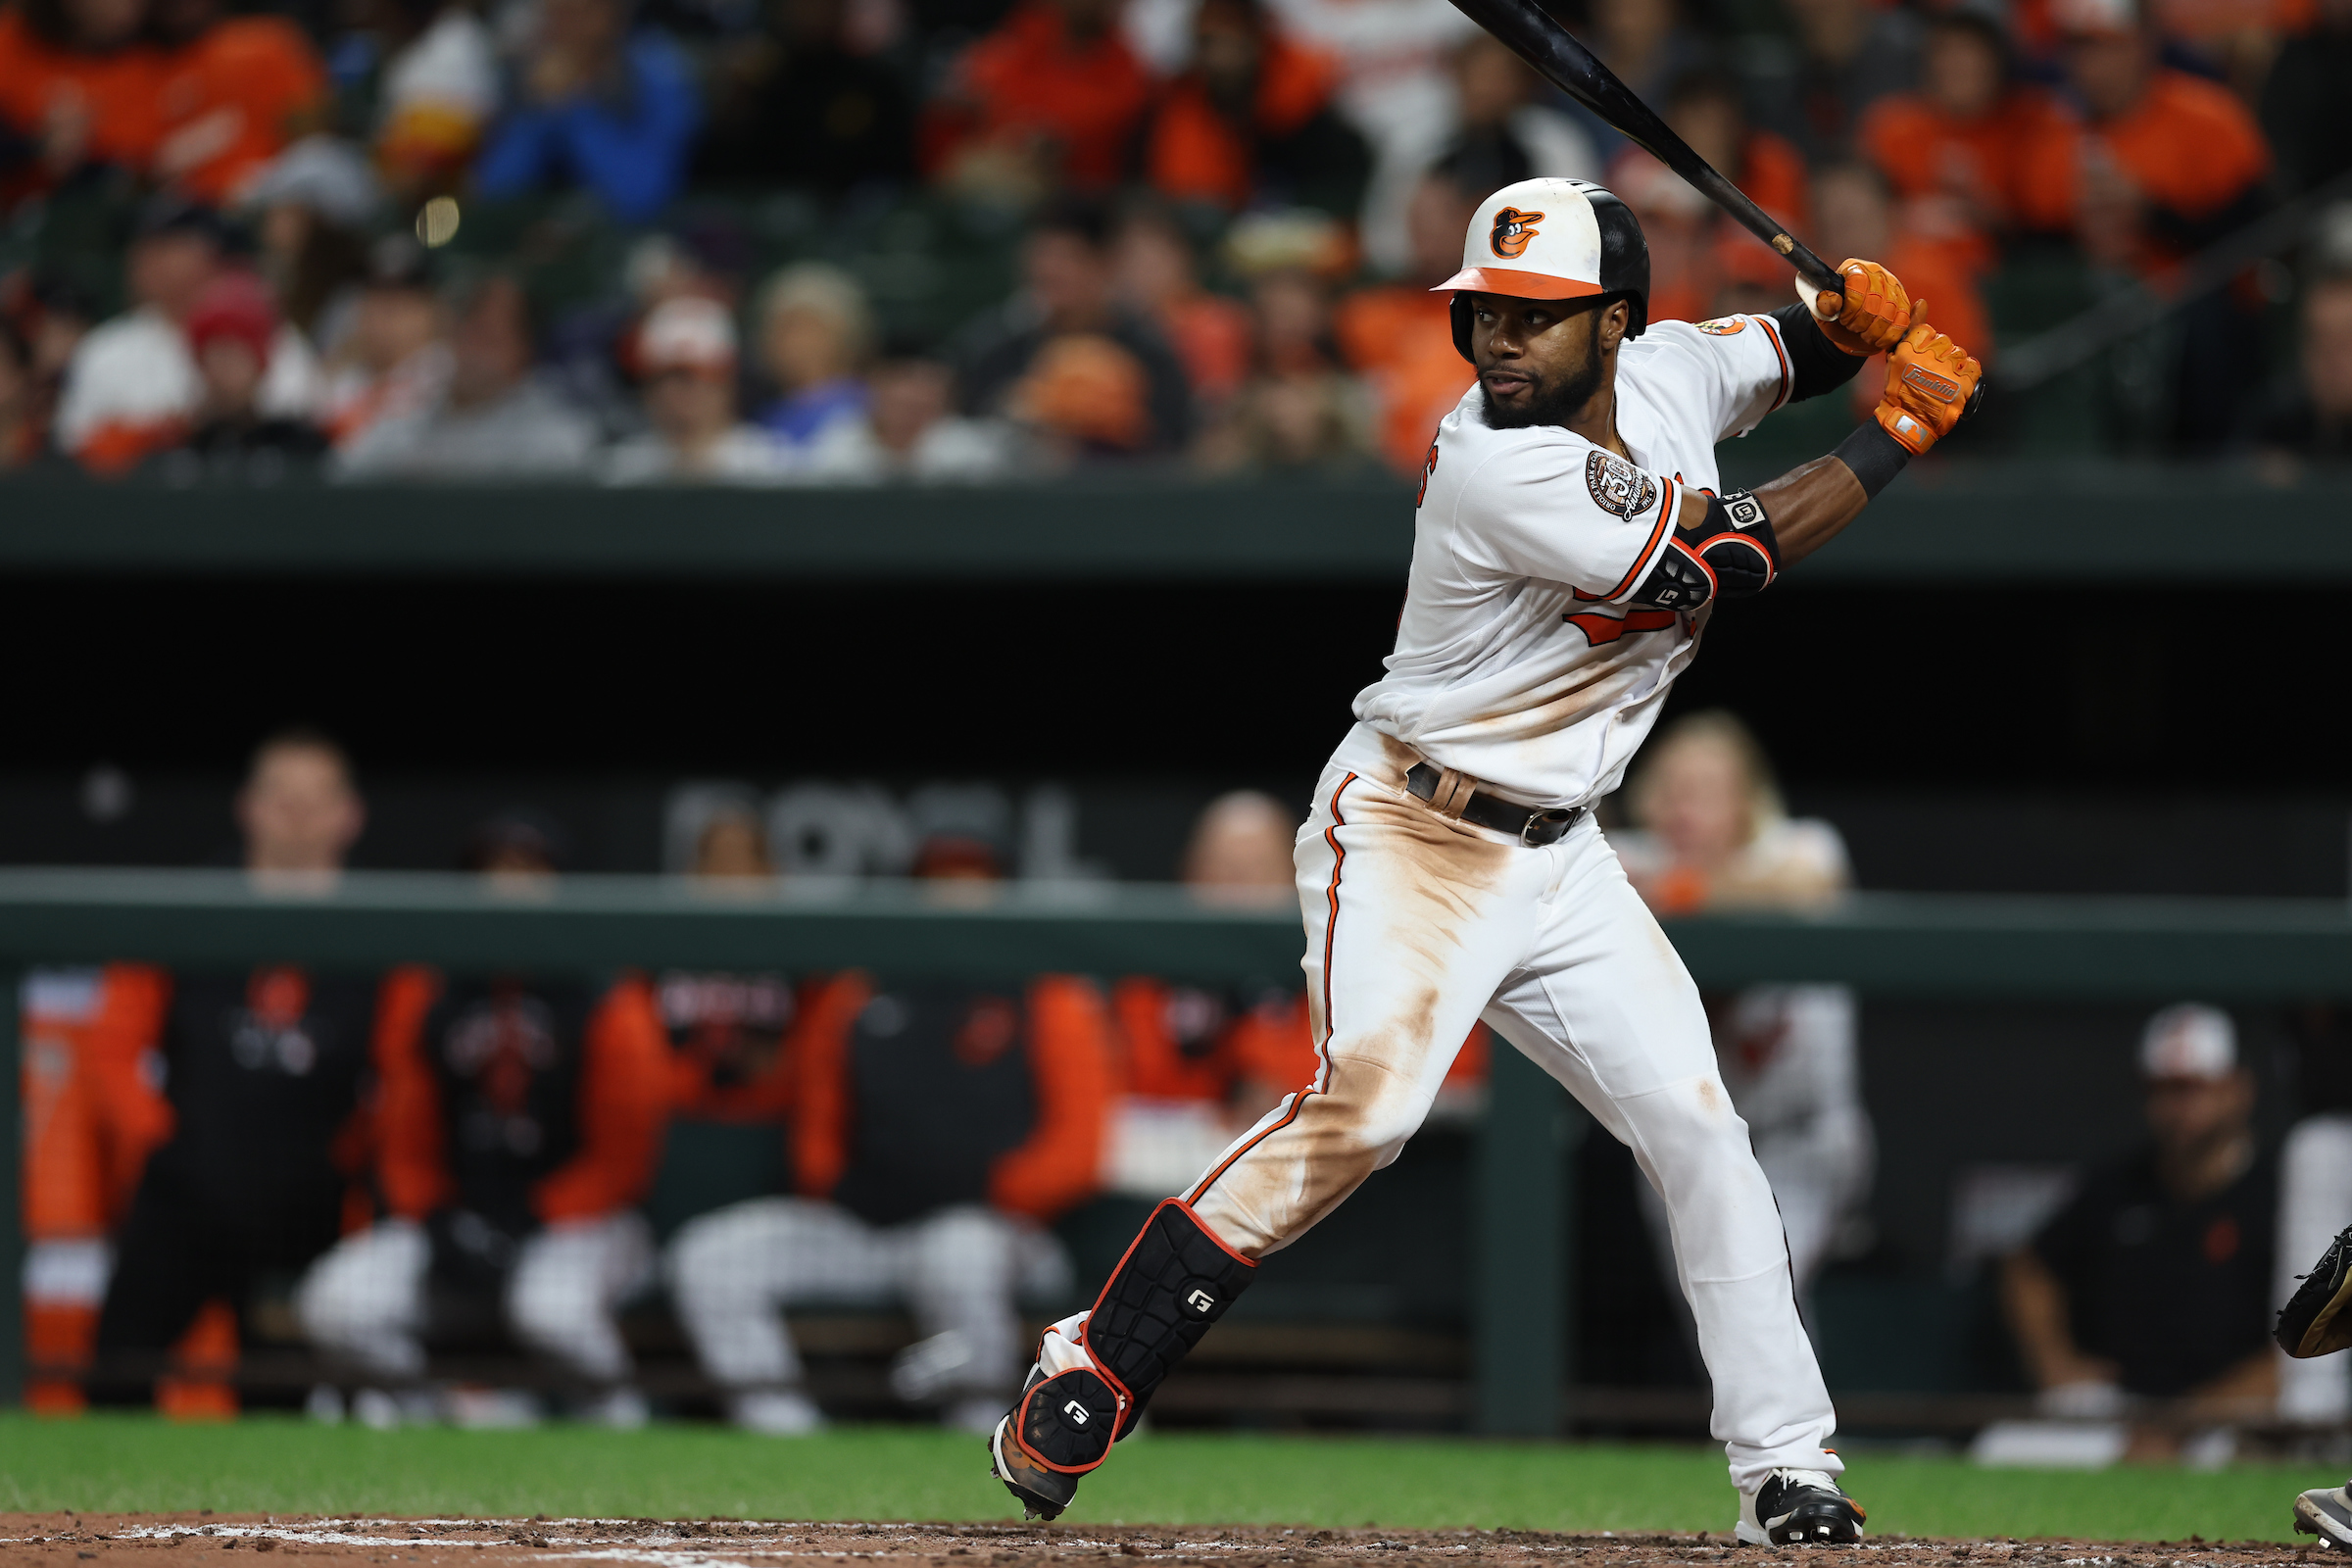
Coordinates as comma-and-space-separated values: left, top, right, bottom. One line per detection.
1450, 293, 1474, 366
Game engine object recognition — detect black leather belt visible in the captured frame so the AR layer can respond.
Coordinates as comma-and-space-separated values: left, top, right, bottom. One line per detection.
1405, 762, 1586, 847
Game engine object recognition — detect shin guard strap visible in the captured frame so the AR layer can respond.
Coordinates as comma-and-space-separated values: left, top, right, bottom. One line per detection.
1083, 1199, 1255, 1435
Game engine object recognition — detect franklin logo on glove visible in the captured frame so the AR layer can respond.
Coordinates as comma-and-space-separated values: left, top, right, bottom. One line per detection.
1899, 364, 1961, 404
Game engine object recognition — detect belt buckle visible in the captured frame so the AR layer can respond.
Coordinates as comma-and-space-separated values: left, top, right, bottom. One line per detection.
1521, 808, 1570, 847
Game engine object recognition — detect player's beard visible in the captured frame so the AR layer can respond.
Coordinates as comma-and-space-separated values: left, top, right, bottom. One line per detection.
1479, 328, 1607, 431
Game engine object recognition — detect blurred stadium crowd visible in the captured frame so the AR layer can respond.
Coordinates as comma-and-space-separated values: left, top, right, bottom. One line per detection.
0, 0, 2348, 481
21, 721, 2347, 1465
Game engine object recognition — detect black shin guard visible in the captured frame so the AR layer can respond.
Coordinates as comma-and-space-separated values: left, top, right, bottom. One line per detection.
1084, 1198, 1255, 1437
1004, 1199, 1256, 1486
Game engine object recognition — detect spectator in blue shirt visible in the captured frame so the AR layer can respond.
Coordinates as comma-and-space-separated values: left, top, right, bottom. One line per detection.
752, 262, 872, 465
474, 0, 701, 223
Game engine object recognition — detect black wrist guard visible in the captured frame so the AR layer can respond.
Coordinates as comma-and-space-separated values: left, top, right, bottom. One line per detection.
1631, 489, 1779, 612
1834, 420, 1910, 500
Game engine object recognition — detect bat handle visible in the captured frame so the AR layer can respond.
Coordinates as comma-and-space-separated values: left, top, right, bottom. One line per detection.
1775, 233, 1844, 303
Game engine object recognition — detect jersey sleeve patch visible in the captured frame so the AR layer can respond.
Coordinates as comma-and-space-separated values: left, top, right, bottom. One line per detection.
1584, 449, 1658, 520
1695, 318, 1746, 335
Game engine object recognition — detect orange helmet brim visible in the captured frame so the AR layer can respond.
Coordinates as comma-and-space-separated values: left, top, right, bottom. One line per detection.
1433, 268, 1606, 299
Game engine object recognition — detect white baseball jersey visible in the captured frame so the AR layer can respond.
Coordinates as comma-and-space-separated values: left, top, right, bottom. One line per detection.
1352, 313, 1797, 809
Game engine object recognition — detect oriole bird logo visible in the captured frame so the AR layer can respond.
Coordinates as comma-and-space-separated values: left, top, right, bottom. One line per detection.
1489, 207, 1544, 259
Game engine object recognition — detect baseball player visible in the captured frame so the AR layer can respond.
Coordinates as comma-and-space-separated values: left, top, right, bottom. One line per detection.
987, 175, 1979, 1544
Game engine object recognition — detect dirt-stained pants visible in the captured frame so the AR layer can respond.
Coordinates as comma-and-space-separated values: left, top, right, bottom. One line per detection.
1040, 726, 1839, 1494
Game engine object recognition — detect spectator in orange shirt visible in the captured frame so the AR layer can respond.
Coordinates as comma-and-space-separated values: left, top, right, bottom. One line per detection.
1609, 70, 1810, 324
0, 0, 162, 206
667, 826, 1111, 1435
148, 0, 326, 205
1113, 204, 1252, 408
297, 813, 671, 1429
1860, 10, 2070, 251
1143, 0, 1369, 218
2013, 0, 2270, 263
1331, 160, 1476, 473
22, 965, 173, 1412
2014, 0, 2271, 445
922, 0, 1152, 200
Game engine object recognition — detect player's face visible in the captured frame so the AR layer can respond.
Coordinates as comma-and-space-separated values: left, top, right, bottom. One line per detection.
2143, 1069, 2253, 1160
237, 746, 364, 874
1469, 293, 1624, 430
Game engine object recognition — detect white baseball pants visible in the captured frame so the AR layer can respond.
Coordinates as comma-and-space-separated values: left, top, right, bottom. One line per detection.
668, 1198, 1071, 1425
1050, 728, 1838, 1492
297, 1213, 653, 1384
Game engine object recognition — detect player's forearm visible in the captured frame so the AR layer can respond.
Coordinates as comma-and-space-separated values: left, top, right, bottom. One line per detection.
1753, 455, 1869, 567
1753, 410, 1921, 567
2001, 1250, 2093, 1388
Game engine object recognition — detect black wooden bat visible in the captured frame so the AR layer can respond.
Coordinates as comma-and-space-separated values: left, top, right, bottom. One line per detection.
1444, 0, 1844, 299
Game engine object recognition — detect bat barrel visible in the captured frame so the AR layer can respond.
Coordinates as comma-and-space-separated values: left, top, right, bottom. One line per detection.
1444, 0, 1843, 298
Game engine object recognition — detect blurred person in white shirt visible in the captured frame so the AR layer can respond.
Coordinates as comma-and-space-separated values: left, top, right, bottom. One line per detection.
799, 358, 1015, 483
57, 198, 321, 474
320, 237, 451, 451
1611, 710, 1874, 1300
604, 296, 786, 485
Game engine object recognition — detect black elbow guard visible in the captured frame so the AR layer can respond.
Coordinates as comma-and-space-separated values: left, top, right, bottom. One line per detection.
1631, 490, 1779, 611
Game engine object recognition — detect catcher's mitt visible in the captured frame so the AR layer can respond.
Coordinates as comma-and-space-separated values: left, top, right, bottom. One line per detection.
2277, 1224, 2352, 1357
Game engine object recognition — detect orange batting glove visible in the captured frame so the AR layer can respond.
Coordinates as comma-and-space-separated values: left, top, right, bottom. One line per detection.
1805, 259, 1912, 356
1875, 319, 1982, 455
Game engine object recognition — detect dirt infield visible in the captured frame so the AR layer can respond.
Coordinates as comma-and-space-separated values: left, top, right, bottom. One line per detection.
0, 1516, 2326, 1568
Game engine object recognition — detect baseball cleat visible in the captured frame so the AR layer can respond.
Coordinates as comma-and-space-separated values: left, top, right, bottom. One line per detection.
988, 1411, 1079, 1521
2295, 1484, 2352, 1548
1737, 1468, 1867, 1546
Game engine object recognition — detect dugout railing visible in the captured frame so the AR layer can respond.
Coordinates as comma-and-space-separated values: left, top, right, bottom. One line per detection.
2, 465, 2351, 585
5, 868, 2350, 1434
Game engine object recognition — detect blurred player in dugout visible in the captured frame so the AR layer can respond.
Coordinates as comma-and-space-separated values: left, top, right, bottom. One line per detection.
668, 811, 1115, 1434
2001, 1004, 2276, 1452
27, 730, 375, 1414
296, 812, 671, 1428
1102, 791, 1490, 1204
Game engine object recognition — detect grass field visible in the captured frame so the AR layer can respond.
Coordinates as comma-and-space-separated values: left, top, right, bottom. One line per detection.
0, 1416, 2336, 1543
